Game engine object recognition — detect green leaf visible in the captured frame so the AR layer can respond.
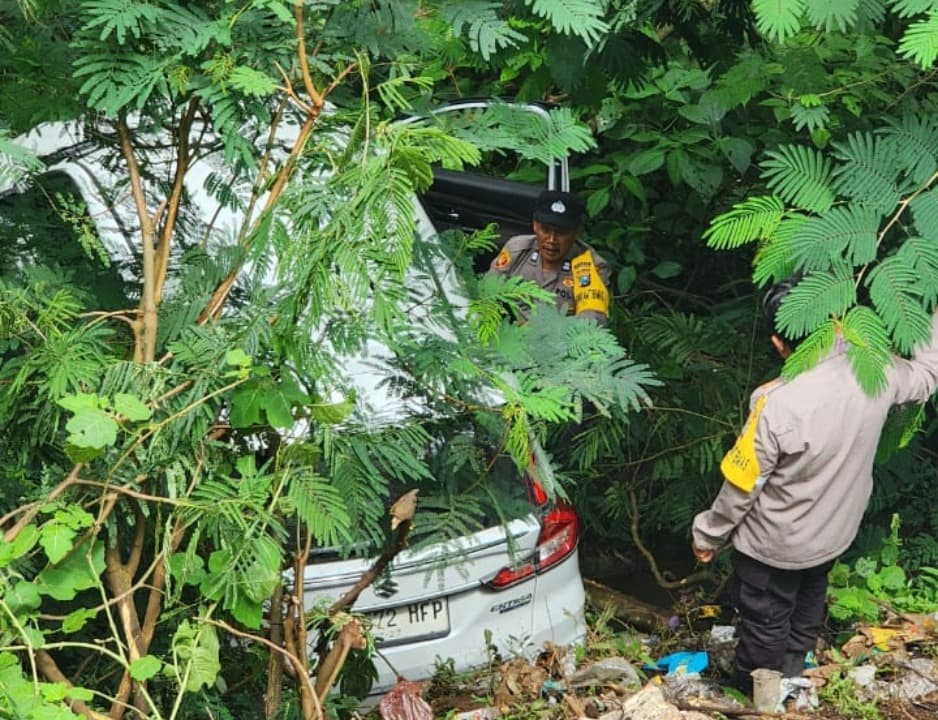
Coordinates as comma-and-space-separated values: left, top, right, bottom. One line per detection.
0, 524, 39, 567
65, 407, 118, 449
170, 620, 221, 692
225, 348, 251, 367
867, 255, 933, 354
56, 393, 101, 412
704, 195, 785, 250
832, 131, 901, 213
898, 10, 938, 68
310, 399, 355, 425
786, 204, 880, 271
651, 261, 682, 279
524, 0, 608, 45
843, 305, 892, 395
775, 270, 856, 338
5, 581, 41, 614
113, 393, 151, 421
61, 608, 98, 634
35, 540, 106, 601
760, 145, 835, 213
130, 655, 163, 681
805, 0, 860, 31
227, 66, 277, 97
781, 320, 837, 380
753, 0, 806, 42
39, 522, 77, 565
879, 565, 907, 591
627, 147, 665, 176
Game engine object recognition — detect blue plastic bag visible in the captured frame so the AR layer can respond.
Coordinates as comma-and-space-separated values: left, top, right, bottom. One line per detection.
645, 651, 709, 675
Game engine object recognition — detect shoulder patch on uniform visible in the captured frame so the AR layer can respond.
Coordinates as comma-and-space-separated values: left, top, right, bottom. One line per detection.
720, 395, 767, 493
493, 248, 511, 270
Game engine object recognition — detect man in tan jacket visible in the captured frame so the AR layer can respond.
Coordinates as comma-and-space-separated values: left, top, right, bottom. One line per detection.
692, 278, 938, 694
487, 190, 611, 325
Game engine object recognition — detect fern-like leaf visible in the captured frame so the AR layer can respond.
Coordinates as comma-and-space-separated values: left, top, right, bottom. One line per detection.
805, 0, 860, 31
898, 9, 938, 67
703, 195, 785, 249
910, 187, 938, 239
753, 0, 806, 42
285, 474, 352, 548
781, 320, 837, 379
842, 305, 892, 395
897, 237, 938, 306
787, 204, 880, 271
440, 1, 527, 60
775, 269, 856, 338
891, 0, 938, 19
760, 145, 835, 213
524, 0, 608, 45
866, 255, 933, 354
832, 131, 901, 213
752, 214, 808, 286
879, 114, 938, 185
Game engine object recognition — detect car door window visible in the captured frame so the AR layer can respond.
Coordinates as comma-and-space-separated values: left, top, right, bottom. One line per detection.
409, 102, 569, 270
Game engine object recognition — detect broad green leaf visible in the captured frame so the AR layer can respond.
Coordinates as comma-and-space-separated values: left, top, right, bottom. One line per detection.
130, 655, 163, 681
626, 147, 665, 176
651, 261, 682, 279
61, 608, 98, 634
113, 393, 152, 421
35, 540, 105, 601
170, 620, 221, 691
65, 407, 118, 449
310, 399, 355, 425
5, 581, 41, 614
39, 522, 76, 565
56, 393, 101, 412
0, 524, 39, 567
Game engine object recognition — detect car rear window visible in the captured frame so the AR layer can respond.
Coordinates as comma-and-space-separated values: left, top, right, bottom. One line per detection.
0, 171, 132, 308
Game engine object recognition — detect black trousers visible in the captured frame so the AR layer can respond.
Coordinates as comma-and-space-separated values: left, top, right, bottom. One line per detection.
730, 550, 834, 691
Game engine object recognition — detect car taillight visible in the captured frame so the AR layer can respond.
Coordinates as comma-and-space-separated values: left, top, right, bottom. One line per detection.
486, 502, 579, 590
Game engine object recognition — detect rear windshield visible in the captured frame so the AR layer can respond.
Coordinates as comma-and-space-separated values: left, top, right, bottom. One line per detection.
0, 171, 132, 308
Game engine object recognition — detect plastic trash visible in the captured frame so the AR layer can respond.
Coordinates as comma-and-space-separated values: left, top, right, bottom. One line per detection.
781, 677, 818, 711
646, 651, 709, 676
569, 656, 642, 687
379, 678, 433, 720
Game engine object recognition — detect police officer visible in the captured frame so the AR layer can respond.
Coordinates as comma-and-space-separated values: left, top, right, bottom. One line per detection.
487, 190, 611, 325
691, 278, 938, 694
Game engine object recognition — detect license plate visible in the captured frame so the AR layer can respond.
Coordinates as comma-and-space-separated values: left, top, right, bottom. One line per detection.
366, 598, 450, 647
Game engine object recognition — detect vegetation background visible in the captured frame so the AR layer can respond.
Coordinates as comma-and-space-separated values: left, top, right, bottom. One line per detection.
2, 0, 938, 718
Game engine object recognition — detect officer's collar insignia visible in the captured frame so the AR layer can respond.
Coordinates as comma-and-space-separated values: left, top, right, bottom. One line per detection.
561, 260, 571, 271
529, 251, 539, 263
579, 274, 591, 286
551, 200, 566, 213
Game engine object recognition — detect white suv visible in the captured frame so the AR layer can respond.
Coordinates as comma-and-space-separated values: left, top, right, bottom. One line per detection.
1, 102, 588, 701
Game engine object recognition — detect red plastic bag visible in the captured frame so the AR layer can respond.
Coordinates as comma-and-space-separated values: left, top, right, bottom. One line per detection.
378, 678, 433, 720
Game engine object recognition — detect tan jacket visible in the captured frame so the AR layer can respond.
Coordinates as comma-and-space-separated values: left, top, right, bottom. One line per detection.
487, 234, 611, 325
692, 313, 938, 570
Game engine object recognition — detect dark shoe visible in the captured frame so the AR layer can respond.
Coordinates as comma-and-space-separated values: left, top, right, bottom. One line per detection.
781, 651, 805, 678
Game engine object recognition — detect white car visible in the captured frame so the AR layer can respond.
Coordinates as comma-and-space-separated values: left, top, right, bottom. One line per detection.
0, 101, 588, 700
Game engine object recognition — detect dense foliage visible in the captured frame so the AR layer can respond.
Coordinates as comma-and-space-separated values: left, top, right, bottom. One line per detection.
3, 0, 938, 718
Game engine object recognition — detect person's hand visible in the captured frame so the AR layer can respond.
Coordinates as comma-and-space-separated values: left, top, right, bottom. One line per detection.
692, 545, 715, 564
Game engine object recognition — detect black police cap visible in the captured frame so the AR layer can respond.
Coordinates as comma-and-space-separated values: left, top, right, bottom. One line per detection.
532, 190, 585, 230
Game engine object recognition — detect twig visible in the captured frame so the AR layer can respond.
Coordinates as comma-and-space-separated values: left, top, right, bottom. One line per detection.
627, 487, 711, 590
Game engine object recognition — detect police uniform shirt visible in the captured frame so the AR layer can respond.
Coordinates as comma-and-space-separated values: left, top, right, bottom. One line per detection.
487, 234, 611, 325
